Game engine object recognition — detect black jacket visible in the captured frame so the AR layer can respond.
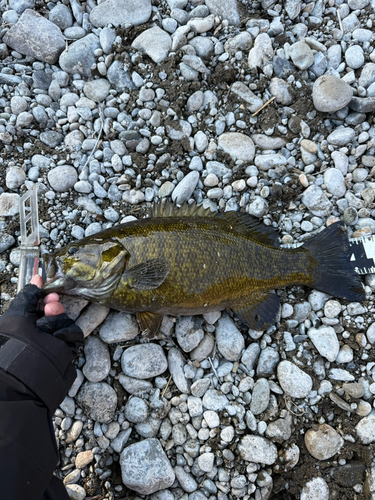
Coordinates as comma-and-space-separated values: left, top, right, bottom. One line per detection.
0, 285, 83, 500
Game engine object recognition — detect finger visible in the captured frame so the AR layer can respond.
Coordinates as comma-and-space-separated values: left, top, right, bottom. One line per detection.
43, 293, 60, 304
31, 275, 43, 288
45, 302, 65, 317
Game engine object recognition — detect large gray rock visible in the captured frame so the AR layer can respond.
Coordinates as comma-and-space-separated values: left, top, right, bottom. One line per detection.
120, 438, 175, 494
312, 75, 353, 113
107, 60, 136, 92
59, 34, 100, 78
121, 344, 168, 379
132, 26, 172, 64
3, 9, 65, 64
48, 166, 77, 192
238, 435, 278, 465
99, 311, 139, 343
218, 132, 255, 161
305, 424, 344, 459
82, 336, 111, 383
301, 185, 332, 217
90, 0, 152, 27
0, 193, 20, 216
277, 361, 313, 398
215, 315, 244, 361
77, 382, 117, 423
205, 0, 240, 26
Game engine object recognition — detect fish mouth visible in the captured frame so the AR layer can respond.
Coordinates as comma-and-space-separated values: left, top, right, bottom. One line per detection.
42, 254, 74, 292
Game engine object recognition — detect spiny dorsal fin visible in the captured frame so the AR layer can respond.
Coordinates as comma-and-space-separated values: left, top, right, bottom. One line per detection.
150, 200, 216, 219
218, 211, 280, 247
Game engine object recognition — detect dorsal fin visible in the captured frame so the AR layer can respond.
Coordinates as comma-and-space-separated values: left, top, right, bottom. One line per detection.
217, 211, 280, 247
150, 200, 216, 218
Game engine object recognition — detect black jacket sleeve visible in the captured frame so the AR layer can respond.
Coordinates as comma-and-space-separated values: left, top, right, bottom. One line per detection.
0, 285, 83, 500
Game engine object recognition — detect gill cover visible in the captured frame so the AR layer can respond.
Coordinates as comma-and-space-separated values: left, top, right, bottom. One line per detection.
43, 239, 128, 299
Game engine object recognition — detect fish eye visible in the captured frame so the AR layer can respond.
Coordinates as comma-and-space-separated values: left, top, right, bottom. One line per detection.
68, 246, 79, 255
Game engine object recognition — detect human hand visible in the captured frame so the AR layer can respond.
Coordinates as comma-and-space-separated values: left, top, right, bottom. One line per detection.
30, 274, 65, 317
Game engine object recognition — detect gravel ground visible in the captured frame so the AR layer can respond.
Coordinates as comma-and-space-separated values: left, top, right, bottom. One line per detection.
1, 0, 375, 499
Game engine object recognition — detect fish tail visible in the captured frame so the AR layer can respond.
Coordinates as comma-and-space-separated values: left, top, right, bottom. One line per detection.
303, 222, 365, 302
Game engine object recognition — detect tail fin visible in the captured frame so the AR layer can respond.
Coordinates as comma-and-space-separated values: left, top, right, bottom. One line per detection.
303, 222, 365, 302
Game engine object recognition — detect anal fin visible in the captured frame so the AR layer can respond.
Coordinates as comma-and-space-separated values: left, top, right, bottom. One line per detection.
137, 311, 163, 339
231, 291, 280, 331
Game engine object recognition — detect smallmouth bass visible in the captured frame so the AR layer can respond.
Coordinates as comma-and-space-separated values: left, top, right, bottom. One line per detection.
43, 203, 365, 335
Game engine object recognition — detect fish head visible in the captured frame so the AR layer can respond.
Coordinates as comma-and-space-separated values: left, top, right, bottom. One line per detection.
43, 238, 128, 299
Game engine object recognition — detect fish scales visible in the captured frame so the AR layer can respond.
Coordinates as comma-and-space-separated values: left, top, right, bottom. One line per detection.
43, 204, 365, 333
108, 216, 312, 314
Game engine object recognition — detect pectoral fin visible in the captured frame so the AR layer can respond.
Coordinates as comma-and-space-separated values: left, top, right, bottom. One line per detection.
137, 311, 163, 338
123, 258, 170, 290
231, 292, 280, 331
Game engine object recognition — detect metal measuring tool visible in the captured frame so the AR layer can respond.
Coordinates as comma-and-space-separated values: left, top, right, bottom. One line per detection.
17, 185, 44, 292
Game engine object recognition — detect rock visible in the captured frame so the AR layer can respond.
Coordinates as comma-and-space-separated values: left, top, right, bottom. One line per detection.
327, 127, 356, 146
120, 438, 175, 494
269, 77, 293, 105
65, 484, 86, 500
68, 369, 84, 398
77, 382, 117, 423
205, 0, 240, 26
312, 75, 353, 113
307, 326, 340, 362
0, 193, 20, 216
203, 389, 228, 411
285, 0, 302, 19
48, 166, 77, 192
355, 415, 375, 444
289, 41, 314, 70
124, 397, 149, 423
122, 344, 168, 379
231, 81, 263, 113
358, 63, 375, 88
132, 26, 172, 64
3, 9, 65, 64
83, 79, 111, 102
323, 168, 346, 198
238, 435, 278, 465
168, 347, 190, 393
265, 416, 292, 442
75, 304, 109, 337
82, 336, 111, 383
9, 0, 34, 13
175, 316, 204, 352
59, 34, 100, 78
251, 134, 286, 150
250, 378, 270, 415
255, 153, 287, 171
6, 166, 26, 189
49, 3, 73, 30
218, 132, 255, 161
99, 311, 139, 343
277, 361, 313, 398
248, 33, 273, 70
301, 185, 332, 217
241, 343, 260, 371
75, 450, 94, 469
257, 347, 279, 377
198, 452, 214, 472
40, 131, 63, 148
215, 315, 244, 361
90, 0, 152, 27
345, 45, 364, 70
107, 60, 136, 92
119, 374, 153, 396
172, 171, 199, 205
0, 233, 15, 252
301, 477, 329, 500
174, 466, 198, 493
305, 424, 344, 459
349, 96, 375, 113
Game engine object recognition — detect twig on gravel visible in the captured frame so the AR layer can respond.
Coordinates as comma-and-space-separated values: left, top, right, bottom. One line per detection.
161, 374, 173, 398
337, 9, 344, 33
252, 96, 276, 117
284, 396, 306, 416
208, 356, 219, 381
81, 104, 105, 170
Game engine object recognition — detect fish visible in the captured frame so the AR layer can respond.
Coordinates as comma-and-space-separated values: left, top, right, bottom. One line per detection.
43, 202, 365, 336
